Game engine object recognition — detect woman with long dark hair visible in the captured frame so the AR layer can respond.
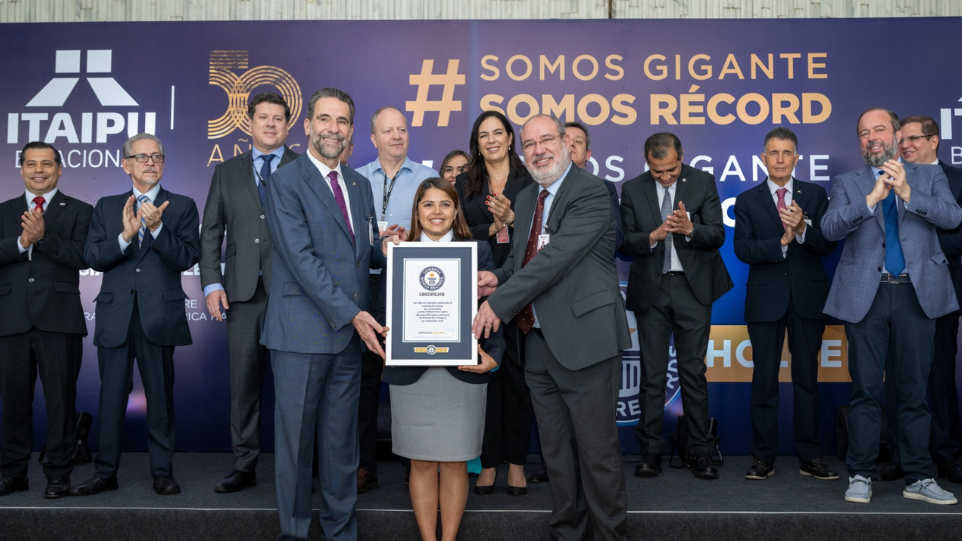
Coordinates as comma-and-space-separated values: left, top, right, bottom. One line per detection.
439, 149, 470, 185
454, 111, 534, 496
381, 178, 503, 541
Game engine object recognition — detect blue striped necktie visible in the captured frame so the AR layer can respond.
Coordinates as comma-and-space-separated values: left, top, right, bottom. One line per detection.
138, 194, 151, 248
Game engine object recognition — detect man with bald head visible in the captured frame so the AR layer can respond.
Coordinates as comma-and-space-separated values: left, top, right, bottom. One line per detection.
355, 106, 437, 492
473, 114, 630, 540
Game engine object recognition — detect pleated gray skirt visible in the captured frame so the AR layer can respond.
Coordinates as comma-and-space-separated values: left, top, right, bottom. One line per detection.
389, 368, 487, 462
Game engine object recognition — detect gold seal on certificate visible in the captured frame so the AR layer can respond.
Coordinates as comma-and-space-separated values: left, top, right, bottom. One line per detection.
386, 243, 478, 366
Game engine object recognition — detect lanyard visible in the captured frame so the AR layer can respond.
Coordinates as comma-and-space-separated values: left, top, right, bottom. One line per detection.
381, 169, 400, 221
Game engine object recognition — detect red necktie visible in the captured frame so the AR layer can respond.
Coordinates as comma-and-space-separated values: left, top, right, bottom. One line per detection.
328, 171, 355, 245
516, 190, 550, 334
776, 187, 787, 230
33, 196, 45, 214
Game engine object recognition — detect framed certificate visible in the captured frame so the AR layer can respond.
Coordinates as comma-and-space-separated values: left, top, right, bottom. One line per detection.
385, 242, 478, 366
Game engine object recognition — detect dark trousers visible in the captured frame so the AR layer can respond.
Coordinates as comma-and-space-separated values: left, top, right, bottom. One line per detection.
95, 302, 177, 478
480, 322, 533, 468
884, 311, 961, 465
272, 340, 361, 541
358, 274, 382, 473
636, 274, 712, 455
846, 283, 935, 483
0, 329, 82, 479
225, 278, 270, 473
525, 329, 626, 541
748, 297, 825, 464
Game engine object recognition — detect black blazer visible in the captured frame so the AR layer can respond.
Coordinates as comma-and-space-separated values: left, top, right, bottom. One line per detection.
199, 146, 299, 301
620, 164, 732, 314
455, 166, 533, 268
381, 239, 504, 385
733, 178, 836, 322
938, 161, 962, 308
0, 191, 93, 337
84, 188, 201, 348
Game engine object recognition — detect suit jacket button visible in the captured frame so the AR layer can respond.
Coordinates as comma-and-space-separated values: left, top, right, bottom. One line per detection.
254, 239, 260, 243
136, 268, 141, 273
353, 293, 358, 298
260, 215, 265, 219
28, 277, 35, 283
877, 267, 882, 272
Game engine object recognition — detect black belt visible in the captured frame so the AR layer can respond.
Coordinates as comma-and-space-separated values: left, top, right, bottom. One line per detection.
665, 271, 685, 276
880, 273, 911, 284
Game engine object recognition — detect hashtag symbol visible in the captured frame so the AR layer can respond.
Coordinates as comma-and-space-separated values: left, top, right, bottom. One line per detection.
406, 60, 465, 127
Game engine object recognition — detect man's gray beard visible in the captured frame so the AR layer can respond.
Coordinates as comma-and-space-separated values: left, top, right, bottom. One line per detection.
528, 150, 571, 187
862, 138, 898, 168
312, 132, 346, 160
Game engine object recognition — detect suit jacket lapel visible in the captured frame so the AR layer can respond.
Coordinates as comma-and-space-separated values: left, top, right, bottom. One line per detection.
757, 182, 782, 230
41, 191, 67, 227
136, 188, 167, 262
644, 177, 661, 227
345, 172, 367, 255
302, 163, 355, 246
239, 152, 261, 209
514, 188, 537, 269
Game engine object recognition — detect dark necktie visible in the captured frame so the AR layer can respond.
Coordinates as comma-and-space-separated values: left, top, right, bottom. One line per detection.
328, 171, 355, 245
776, 187, 788, 230
880, 171, 905, 275
257, 154, 274, 208
517, 189, 550, 334
33, 196, 45, 214
137, 194, 151, 248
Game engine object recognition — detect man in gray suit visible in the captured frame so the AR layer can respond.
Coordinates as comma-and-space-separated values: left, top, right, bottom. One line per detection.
822, 107, 962, 505
200, 92, 299, 493
474, 114, 630, 541
261, 87, 387, 541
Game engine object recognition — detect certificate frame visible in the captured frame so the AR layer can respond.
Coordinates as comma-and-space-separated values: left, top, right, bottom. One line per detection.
385, 242, 478, 366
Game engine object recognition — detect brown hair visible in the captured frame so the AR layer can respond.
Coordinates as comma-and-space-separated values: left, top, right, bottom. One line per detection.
408, 178, 472, 241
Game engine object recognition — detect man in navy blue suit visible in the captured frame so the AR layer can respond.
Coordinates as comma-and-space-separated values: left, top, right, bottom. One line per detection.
880, 116, 962, 485
733, 128, 838, 481
261, 88, 388, 541
73, 133, 200, 497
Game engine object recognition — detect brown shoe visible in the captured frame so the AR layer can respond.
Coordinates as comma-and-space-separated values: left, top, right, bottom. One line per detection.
357, 467, 379, 494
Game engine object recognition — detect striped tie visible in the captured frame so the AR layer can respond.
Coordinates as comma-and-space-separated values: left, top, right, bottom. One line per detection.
138, 194, 151, 248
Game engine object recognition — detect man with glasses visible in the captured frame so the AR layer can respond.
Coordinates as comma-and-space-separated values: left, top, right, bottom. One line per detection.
73, 133, 200, 496
200, 93, 299, 494
620, 132, 732, 481
473, 114, 630, 541
822, 108, 961, 504
879, 115, 962, 486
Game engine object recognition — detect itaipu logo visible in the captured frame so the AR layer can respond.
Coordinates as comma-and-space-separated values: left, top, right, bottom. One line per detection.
207, 50, 302, 139
419, 267, 445, 291
7, 50, 158, 167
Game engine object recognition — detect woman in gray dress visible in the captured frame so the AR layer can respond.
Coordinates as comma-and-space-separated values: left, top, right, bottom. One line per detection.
381, 178, 503, 541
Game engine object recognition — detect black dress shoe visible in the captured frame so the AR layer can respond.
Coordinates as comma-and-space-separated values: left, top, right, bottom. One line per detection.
215, 470, 256, 493
634, 453, 662, 478
938, 461, 962, 484
879, 463, 903, 481
44, 476, 71, 499
474, 471, 496, 495
0, 476, 28, 496
69, 476, 118, 496
799, 458, 839, 480
357, 468, 379, 494
153, 475, 181, 495
527, 463, 549, 483
692, 454, 719, 480
745, 457, 774, 480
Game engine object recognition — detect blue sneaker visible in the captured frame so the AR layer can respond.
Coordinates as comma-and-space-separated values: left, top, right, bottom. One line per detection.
845, 475, 872, 503
903, 479, 958, 505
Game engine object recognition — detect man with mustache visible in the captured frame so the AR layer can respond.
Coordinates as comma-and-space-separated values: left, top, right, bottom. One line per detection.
822, 108, 962, 505
200, 93, 299, 493
75, 133, 200, 496
620, 132, 732, 480
261, 87, 388, 540
354, 106, 437, 493
473, 114, 630, 541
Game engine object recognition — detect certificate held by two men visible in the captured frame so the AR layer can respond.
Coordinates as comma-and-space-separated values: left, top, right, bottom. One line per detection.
385, 242, 478, 366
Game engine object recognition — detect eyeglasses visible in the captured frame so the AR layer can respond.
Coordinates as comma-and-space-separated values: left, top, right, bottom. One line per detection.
521, 135, 560, 152
903, 135, 934, 143
125, 153, 165, 163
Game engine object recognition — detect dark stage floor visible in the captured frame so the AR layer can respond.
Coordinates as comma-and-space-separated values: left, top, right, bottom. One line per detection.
1, 453, 960, 540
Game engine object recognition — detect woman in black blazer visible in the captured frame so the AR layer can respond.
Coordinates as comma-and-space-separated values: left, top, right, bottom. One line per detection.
380, 177, 503, 541
454, 111, 534, 496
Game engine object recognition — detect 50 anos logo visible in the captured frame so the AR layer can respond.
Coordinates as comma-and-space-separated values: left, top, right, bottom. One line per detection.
419, 267, 445, 291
